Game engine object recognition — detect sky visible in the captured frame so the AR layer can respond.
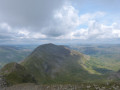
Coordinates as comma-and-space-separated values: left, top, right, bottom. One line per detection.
0, 0, 120, 45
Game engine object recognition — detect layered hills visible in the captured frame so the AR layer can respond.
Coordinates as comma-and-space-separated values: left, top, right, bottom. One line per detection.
0, 45, 35, 68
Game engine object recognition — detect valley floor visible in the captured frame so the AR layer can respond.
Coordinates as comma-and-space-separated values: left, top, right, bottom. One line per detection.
1, 82, 120, 90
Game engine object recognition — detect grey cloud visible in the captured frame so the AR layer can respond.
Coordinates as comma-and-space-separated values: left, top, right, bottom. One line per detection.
0, 0, 65, 28
41, 25, 73, 37
0, 0, 68, 41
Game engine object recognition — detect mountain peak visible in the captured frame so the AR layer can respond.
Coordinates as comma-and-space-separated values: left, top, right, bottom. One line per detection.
43, 43, 55, 45
39, 43, 57, 48
31, 43, 71, 57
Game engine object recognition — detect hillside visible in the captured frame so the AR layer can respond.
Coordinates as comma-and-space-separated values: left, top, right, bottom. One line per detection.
0, 62, 36, 85
21, 43, 104, 84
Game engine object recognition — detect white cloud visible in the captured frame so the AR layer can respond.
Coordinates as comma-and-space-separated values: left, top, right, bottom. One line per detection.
79, 12, 105, 25
72, 21, 120, 40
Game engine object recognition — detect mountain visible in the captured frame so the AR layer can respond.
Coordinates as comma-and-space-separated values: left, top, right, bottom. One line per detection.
21, 43, 103, 84
0, 62, 36, 85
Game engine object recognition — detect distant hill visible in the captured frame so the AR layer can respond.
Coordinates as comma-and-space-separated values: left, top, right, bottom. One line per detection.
0, 45, 36, 68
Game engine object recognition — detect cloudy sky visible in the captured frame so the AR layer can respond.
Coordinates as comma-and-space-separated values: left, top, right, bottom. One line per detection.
0, 0, 120, 45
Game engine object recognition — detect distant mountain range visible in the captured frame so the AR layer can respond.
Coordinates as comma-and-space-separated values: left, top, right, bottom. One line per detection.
0, 45, 36, 68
